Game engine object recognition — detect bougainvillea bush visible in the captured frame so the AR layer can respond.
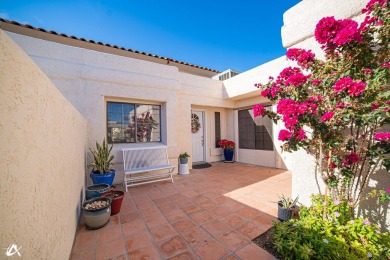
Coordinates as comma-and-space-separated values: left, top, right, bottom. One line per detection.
254, 0, 389, 208
273, 195, 390, 259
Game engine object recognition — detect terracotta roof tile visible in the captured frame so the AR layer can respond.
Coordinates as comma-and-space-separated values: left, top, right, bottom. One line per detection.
0, 18, 220, 73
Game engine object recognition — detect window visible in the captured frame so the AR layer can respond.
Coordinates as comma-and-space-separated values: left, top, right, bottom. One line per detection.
215, 112, 221, 148
238, 107, 273, 151
107, 102, 161, 143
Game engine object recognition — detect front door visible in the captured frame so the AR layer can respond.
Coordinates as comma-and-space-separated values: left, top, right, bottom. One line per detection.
191, 111, 205, 162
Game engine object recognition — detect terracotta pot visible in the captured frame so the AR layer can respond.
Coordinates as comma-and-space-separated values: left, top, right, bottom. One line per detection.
101, 190, 124, 215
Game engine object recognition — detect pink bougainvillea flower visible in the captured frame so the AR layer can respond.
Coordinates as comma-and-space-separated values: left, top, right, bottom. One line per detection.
285, 72, 310, 87
347, 81, 366, 96
334, 19, 363, 46
311, 79, 323, 86
345, 152, 361, 165
278, 129, 292, 141
376, 20, 384, 26
364, 69, 373, 74
382, 62, 390, 69
359, 15, 377, 31
387, 188, 390, 195
294, 128, 307, 140
333, 77, 366, 96
253, 104, 265, 117
270, 85, 282, 98
275, 67, 302, 85
335, 102, 349, 109
315, 17, 363, 51
321, 112, 334, 122
286, 48, 315, 69
362, 0, 387, 13
386, 100, 390, 105
260, 89, 270, 97
309, 95, 323, 103
315, 16, 339, 44
374, 132, 390, 142
371, 104, 379, 110
334, 77, 352, 93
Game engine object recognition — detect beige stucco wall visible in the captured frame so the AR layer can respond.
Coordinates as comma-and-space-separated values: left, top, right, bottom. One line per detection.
0, 29, 87, 259
6, 31, 235, 186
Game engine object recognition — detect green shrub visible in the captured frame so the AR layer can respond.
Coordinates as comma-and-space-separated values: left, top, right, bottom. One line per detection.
273, 195, 390, 259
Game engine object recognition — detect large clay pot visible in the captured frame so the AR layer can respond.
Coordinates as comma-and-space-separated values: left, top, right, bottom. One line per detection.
83, 197, 111, 229
101, 190, 125, 215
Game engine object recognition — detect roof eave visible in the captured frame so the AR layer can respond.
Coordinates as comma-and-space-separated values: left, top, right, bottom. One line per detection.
0, 19, 220, 78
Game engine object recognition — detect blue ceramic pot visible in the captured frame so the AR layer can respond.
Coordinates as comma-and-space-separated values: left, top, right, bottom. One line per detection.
86, 184, 110, 200
223, 149, 234, 162
90, 169, 115, 186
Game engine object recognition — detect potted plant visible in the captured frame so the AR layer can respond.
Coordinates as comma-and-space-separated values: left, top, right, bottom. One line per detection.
276, 194, 299, 221
178, 152, 190, 175
89, 138, 115, 186
83, 197, 111, 229
85, 183, 110, 200
100, 190, 125, 215
179, 152, 190, 164
218, 139, 235, 162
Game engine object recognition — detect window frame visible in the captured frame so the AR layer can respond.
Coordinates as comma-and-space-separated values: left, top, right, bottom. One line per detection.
106, 101, 162, 144
238, 107, 274, 151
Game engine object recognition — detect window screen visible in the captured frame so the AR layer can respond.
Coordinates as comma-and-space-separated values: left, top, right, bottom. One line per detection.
238, 108, 273, 151
215, 112, 221, 148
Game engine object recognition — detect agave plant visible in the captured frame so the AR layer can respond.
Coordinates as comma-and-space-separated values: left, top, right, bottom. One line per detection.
277, 194, 300, 209
89, 139, 114, 174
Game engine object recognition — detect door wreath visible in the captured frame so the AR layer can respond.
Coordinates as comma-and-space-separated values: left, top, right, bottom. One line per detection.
191, 113, 201, 133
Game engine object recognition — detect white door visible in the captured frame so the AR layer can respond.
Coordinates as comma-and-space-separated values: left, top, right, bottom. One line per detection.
191, 111, 205, 162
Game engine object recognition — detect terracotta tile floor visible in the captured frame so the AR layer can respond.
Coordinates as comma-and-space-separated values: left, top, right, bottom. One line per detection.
70, 162, 291, 260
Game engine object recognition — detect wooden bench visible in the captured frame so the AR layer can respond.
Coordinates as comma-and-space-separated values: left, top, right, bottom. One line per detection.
122, 146, 175, 191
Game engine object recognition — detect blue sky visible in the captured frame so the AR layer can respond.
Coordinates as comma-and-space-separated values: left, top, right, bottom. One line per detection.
0, 0, 301, 72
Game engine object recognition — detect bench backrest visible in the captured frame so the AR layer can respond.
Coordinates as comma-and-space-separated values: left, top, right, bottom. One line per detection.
122, 146, 170, 170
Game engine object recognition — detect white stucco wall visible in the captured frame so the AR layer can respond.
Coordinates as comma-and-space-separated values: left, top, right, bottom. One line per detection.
282, 0, 367, 49
6, 31, 235, 186
0, 29, 87, 259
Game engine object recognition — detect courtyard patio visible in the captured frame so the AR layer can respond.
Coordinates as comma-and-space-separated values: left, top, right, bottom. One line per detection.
71, 162, 291, 259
